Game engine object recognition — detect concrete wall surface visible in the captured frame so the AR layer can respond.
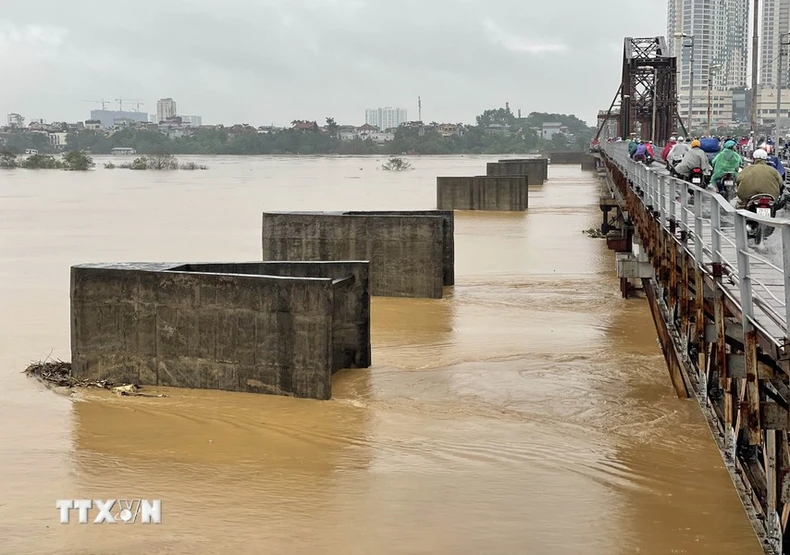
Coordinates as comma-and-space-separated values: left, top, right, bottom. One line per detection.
492, 158, 548, 185
261, 211, 454, 299
436, 176, 528, 211
70, 261, 371, 400
546, 151, 588, 164
580, 155, 597, 170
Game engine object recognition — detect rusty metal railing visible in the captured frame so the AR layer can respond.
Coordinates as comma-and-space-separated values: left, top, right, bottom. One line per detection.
602, 142, 790, 343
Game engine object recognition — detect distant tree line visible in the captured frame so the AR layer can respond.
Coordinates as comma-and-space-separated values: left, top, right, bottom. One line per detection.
0, 109, 594, 156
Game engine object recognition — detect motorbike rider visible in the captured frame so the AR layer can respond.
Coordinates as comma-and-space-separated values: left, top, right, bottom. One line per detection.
674, 139, 711, 178
733, 148, 782, 209
710, 140, 743, 194
762, 141, 786, 181
667, 136, 689, 163
628, 138, 639, 158
633, 140, 647, 162
645, 140, 655, 159
661, 136, 676, 162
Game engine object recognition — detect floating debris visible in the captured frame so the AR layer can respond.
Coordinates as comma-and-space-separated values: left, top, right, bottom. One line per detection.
583, 228, 606, 238
24, 360, 166, 397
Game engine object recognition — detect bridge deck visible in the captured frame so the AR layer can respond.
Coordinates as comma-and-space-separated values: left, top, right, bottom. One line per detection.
605, 144, 789, 345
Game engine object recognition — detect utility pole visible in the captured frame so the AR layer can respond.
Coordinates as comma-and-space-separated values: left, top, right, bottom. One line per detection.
652, 68, 658, 142
689, 36, 695, 136
707, 65, 718, 135
750, 0, 759, 139
676, 33, 694, 135
775, 33, 790, 138
418, 96, 422, 122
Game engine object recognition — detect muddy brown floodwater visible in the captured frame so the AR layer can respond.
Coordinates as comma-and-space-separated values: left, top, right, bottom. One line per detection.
0, 156, 762, 554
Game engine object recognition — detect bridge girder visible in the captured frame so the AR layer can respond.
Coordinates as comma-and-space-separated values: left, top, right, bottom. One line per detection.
595, 36, 681, 144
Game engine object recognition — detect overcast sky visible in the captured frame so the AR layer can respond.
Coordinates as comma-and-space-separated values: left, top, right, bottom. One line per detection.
1, 1, 666, 127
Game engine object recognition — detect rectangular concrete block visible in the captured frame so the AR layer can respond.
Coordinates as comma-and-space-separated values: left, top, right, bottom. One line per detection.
547, 151, 593, 165
581, 155, 597, 171
615, 253, 655, 279
261, 211, 454, 298
436, 176, 528, 211
70, 261, 371, 400
491, 158, 548, 185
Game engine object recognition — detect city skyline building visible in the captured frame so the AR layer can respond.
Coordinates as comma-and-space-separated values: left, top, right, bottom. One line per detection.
760, 0, 790, 88
667, 0, 749, 90
156, 98, 177, 123
667, 0, 749, 129
364, 107, 407, 130
89, 109, 149, 129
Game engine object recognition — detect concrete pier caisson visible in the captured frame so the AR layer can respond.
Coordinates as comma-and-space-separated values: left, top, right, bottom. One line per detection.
262, 211, 454, 299
70, 261, 371, 400
436, 176, 528, 211
488, 158, 548, 185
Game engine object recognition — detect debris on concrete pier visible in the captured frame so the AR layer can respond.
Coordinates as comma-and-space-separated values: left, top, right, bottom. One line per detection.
24, 360, 167, 397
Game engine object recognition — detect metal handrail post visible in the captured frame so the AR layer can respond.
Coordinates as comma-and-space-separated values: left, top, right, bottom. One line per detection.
680, 182, 689, 233
710, 201, 722, 264
669, 178, 676, 222
659, 174, 667, 226
734, 213, 755, 326
783, 226, 790, 333
648, 169, 655, 206
693, 189, 703, 263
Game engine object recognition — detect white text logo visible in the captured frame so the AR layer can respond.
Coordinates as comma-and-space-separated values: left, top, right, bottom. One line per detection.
55, 499, 162, 524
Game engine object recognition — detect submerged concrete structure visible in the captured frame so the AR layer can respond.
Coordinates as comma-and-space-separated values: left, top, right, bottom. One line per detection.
488, 158, 548, 185
546, 151, 598, 167
71, 261, 371, 400
262, 211, 454, 299
436, 176, 528, 211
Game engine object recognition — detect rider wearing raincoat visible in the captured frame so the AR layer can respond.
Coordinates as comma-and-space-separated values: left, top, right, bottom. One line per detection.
710, 140, 743, 194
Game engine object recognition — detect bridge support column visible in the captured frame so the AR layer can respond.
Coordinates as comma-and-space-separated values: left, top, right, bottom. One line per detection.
668, 220, 678, 320
679, 251, 690, 341
712, 266, 734, 457
694, 267, 706, 400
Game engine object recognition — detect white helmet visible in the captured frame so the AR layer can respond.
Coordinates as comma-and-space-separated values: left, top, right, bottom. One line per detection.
670, 136, 677, 141
753, 148, 769, 160
677, 136, 685, 142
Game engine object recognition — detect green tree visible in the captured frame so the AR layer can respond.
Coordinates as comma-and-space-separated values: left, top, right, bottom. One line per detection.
325, 117, 339, 138
62, 151, 95, 170
21, 154, 63, 169
476, 107, 516, 128
0, 151, 18, 168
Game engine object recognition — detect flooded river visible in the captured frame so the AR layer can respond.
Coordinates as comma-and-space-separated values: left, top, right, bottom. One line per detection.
0, 156, 761, 554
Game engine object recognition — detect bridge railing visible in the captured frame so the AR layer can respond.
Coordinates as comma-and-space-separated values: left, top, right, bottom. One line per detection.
601, 142, 790, 341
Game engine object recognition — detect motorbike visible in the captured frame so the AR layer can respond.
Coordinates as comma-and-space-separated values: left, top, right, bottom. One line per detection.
668, 158, 682, 177
744, 194, 776, 245
721, 173, 736, 200
687, 167, 704, 187
643, 155, 654, 167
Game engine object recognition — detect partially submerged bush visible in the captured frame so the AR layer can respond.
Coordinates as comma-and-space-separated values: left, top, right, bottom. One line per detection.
0, 151, 18, 168
179, 162, 208, 170
62, 151, 95, 171
21, 154, 63, 169
381, 157, 412, 171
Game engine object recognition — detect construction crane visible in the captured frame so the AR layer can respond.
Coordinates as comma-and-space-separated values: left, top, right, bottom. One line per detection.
80, 99, 110, 110
115, 98, 144, 112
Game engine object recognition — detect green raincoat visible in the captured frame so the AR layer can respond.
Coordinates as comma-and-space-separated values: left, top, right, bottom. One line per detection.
711, 148, 743, 184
